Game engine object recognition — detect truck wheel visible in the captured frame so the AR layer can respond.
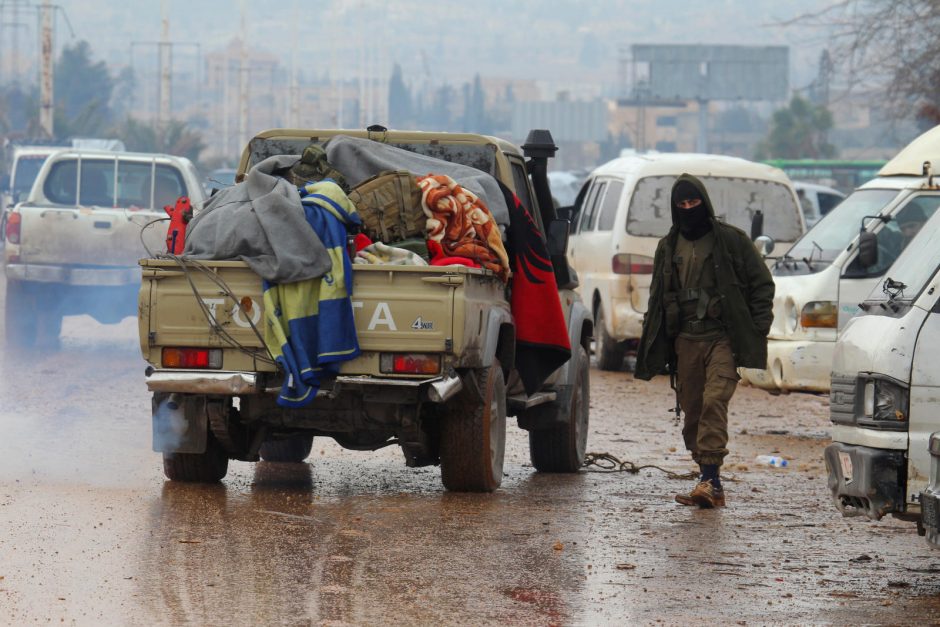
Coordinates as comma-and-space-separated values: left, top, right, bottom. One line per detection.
5, 279, 38, 348
259, 434, 314, 463
440, 360, 507, 492
528, 345, 590, 472
595, 307, 626, 371
162, 433, 229, 482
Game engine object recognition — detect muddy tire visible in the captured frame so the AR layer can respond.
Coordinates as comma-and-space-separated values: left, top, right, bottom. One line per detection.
440, 360, 507, 492
529, 345, 590, 472
163, 434, 229, 482
595, 307, 625, 371
5, 279, 38, 348
259, 434, 314, 463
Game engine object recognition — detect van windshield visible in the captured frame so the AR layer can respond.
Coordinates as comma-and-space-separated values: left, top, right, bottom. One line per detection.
774, 188, 900, 276
626, 175, 803, 242
864, 209, 940, 305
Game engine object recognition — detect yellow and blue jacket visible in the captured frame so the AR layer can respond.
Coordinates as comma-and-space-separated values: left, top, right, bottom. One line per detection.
263, 181, 362, 407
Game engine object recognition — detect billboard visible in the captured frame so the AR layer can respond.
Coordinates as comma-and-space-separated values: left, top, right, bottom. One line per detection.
511, 100, 608, 143
632, 45, 788, 102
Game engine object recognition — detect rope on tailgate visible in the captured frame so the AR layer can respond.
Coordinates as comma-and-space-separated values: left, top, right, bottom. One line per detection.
156, 254, 276, 366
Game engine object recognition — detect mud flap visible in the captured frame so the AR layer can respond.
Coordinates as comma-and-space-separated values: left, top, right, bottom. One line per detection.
152, 393, 208, 454
516, 386, 571, 430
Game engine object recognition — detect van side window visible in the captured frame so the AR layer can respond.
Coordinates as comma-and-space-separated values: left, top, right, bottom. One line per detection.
818, 192, 843, 216
569, 180, 591, 232
845, 195, 940, 277
595, 180, 624, 231
578, 181, 606, 233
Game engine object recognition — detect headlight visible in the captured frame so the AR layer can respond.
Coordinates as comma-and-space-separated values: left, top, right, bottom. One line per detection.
801, 301, 838, 328
858, 376, 909, 428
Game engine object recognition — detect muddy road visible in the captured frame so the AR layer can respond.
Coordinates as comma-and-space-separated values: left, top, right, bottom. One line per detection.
2, 285, 940, 624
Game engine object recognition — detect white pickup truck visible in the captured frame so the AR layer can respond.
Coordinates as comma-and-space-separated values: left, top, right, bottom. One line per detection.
3, 148, 206, 347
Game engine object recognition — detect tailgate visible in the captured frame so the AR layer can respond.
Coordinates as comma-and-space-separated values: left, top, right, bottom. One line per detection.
20, 205, 165, 267
140, 260, 473, 375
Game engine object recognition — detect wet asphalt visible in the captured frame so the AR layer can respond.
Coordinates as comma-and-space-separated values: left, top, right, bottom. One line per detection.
1, 272, 940, 625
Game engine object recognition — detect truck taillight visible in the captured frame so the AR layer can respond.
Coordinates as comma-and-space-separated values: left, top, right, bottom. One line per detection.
162, 347, 222, 369
380, 353, 441, 375
612, 254, 654, 275
5, 212, 21, 245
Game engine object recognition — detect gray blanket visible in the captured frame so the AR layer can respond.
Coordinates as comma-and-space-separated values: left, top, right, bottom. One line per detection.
183, 155, 331, 283
324, 135, 510, 225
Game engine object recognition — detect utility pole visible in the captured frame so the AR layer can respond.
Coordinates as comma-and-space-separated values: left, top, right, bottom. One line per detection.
38, 0, 53, 138
158, 0, 171, 127
0, 0, 32, 85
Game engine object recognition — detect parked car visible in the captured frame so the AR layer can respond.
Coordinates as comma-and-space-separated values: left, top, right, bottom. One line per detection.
740, 124, 940, 393
794, 180, 845, 227
565, 152, 805, 370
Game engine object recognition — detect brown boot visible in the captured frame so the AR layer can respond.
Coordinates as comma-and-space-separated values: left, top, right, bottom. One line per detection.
675, 480, 725, 508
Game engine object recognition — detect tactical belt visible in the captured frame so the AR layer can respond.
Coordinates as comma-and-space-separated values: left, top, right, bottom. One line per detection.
676, 287, 705, 303
680, 318, 724, 334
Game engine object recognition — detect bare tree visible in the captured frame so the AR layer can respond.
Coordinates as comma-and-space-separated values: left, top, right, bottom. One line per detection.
789, 1, 940, 124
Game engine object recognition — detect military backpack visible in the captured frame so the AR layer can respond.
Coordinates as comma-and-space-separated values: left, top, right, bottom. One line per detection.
348, 170, 426, 243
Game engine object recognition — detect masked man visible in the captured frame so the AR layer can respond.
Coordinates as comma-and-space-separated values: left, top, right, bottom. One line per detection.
635, 174, 774, 508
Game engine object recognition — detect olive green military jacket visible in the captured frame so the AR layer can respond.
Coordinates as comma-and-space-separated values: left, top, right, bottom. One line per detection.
634, 174, 775, 380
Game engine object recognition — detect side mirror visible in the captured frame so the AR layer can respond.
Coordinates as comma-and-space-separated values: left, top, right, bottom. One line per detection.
857, 230, 878, 268
754, 235, 775, 257
750, 209, 764, 240
546, 218, 570, 257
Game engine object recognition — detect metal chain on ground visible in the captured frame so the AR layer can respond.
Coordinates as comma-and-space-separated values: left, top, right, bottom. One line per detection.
582, 452, 739, 482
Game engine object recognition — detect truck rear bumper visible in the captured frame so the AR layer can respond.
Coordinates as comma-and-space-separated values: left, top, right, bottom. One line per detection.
824, 442, 905, 520
146, 370, 261, 395
6, 262, 139, 286
145, 369, 465, 403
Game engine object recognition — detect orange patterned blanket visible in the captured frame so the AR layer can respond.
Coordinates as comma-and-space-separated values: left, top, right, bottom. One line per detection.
417, 174, 510, 281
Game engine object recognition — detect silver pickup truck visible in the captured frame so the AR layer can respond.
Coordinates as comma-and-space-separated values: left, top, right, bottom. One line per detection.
3, 148, 205, 347
138, 128, 593, 492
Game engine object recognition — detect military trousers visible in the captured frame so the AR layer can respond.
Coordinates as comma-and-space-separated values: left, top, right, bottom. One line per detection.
675, 334, 738, 467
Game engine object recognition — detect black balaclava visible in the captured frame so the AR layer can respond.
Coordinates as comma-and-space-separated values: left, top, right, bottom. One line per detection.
672, 179, 712, 241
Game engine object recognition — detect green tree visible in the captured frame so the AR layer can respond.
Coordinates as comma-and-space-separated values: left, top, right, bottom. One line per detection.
112, 117, 206, 164
55, 41, 114, 135
755, 95, 836, 160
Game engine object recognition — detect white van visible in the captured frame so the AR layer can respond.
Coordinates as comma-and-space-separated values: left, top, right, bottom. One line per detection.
825, 207, 940, 531
566, 153, 804, 370
740, 125, 940, 393
793, 181, 845, 227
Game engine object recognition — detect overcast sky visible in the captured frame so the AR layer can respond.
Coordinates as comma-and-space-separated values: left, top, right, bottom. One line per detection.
5, 1, 834, 97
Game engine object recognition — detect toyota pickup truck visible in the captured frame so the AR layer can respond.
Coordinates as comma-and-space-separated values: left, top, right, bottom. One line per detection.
4, 148, 206, 347
138, 128, 593, 492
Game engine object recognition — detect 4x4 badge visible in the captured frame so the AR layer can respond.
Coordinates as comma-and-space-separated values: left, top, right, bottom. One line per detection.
411, 316, 434, 330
